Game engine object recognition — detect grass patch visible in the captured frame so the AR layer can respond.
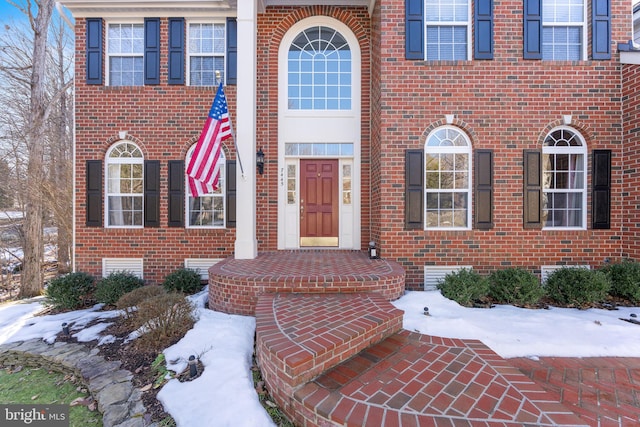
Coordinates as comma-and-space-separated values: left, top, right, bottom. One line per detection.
0, 366, 102, 426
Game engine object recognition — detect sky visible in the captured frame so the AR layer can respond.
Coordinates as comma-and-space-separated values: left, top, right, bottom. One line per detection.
1, 289, 640, 426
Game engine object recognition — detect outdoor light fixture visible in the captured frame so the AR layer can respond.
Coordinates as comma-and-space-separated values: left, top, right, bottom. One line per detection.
188, 355, 197, 378
368, 241, 379, 259
62, 322, 69, 335
256, 148, 265, 175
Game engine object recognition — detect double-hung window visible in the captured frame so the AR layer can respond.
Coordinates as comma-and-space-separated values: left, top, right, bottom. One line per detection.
542, 128, 587, 228
186, 147, 226, 228
107, 23, 144, 86
542, 0, 586, 60
106, 142, 144, 227
425, 127, 472, 229
425, 0, 471, 60
188, 22, 226, 86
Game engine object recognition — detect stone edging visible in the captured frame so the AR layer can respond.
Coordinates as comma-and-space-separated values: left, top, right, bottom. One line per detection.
0, 339, 149, 427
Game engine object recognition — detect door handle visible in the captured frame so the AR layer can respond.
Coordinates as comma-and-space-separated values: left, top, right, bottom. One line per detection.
300, 199, 304, 218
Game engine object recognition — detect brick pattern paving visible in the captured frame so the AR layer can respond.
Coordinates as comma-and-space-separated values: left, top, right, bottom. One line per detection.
209, 251, 405, 315
511, 357, 640, 427
257, 292, 589, 427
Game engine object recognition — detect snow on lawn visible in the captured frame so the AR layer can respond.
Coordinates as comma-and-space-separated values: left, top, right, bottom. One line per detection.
394, 290, 640, 359
0, 211, 24, 220
1, 289, 640, 426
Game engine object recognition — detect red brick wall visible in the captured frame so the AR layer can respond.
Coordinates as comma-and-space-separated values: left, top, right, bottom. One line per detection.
622, 62, 640, 260
372, 0, 627, 289
74, 18, 238, 284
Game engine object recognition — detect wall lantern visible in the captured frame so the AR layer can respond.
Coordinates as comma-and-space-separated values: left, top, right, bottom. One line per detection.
256, 148, 265, 175
368, 241, 379, 259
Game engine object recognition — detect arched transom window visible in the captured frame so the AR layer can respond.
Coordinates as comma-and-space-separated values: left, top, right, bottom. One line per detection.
425, 127, 472, 229
106, 141, 144, 227
287, 26, 351, 110
542, 127, 587, 228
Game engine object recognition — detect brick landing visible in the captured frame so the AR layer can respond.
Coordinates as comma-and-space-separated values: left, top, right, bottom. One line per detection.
256, 293, 588, 427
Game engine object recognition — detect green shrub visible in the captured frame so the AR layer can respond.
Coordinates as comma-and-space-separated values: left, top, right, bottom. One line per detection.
544, 267, 611, 307
95, 271, 144, 306
437, 268, 490, 307
488, 267, 544, 306
116, 285, 166, 322
600, 261, 640, 303
131, 292, 196, 352
44, 272, 95, 310
162, 268, 203, 294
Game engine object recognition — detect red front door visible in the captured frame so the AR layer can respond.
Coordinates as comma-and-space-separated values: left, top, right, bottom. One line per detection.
300, 159, 339, 247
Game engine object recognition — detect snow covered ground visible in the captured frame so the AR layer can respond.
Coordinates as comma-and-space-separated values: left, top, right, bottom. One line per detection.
1, 290, 639, 426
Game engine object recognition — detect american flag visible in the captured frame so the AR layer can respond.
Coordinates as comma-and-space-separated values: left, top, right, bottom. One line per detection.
187, 82, 232, 197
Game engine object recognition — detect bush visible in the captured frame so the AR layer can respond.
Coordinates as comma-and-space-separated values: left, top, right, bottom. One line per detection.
437, 268, 489, 307
95, 271, 144, 306
116, 285, 166, 322
488, 267, 544, 306
544, 267, 611, 307
601, 261, 640, 303
162, 268, 203, 294
131, 292, 196, 352
44, 272, 95, 310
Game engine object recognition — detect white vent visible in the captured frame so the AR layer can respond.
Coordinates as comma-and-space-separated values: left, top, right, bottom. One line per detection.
102, 258, 143, 279
541, 264, 590, 284
424, 265, 473, 291
184, 258, 222, 280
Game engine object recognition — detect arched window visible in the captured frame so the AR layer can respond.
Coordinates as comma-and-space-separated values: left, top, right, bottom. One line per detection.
288, 26, 351, 110
425, 126, 472, 229
542, 127, 587, 228
106, 142, 144, 227
186, 146, 226, 228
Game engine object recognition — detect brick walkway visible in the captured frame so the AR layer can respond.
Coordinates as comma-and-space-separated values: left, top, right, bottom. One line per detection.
511, 357, 640, 426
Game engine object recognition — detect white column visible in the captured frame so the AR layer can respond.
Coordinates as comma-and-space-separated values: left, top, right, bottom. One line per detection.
234, 0, 258, 259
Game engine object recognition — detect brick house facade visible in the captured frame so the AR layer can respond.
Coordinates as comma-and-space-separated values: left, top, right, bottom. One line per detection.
62, 0, 639, 290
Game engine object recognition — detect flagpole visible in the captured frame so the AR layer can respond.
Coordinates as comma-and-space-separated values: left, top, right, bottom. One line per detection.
216, 71, 245, 180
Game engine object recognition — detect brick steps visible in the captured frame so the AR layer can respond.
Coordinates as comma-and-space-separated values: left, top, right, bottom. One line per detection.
255, 293, 589, 427
255, 293, 404, 416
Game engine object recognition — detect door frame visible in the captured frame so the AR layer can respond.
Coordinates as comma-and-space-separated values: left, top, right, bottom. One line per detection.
276, 16, 361, 250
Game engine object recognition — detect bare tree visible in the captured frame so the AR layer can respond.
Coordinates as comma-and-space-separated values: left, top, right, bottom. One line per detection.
0, 0, 71, 297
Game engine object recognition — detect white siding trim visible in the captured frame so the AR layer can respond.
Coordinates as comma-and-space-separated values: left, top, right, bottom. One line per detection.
424, 265, 473, 291
184, 258, 222, 280
102, 258, 144, 279
541, 264, 590, 283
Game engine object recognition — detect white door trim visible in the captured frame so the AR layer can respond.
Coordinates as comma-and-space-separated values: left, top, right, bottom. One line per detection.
277, 16, 361, 250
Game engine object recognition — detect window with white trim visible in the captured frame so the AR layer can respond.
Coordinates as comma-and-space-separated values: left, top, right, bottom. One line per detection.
188, 22, 226, 86
186, 146, 226, 228
425, 126, 472, 229
542, 127, 587, 228
106, 142, 144, 227
287, 26, 352, 110
425, 0, 471, 60
107, 23, 144, 86
542, 0, 586, 60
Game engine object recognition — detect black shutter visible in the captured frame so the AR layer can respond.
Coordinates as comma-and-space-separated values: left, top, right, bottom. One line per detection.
86, 160, 103, 227
592, 150, 611, 229
168, 160, 185, 227
168, 18, 185, 85
86, 18, 103, 85
474, 150, 493, 229
226, 160, 236, 228
144, 160, 160, 227
226, 18, 237, 85
523, 0, 542, 59
405, 0, 424, 60
144, 18, 160, 85
592, 0, 611, 60
523, 150, 543, 228
474, 0, 494, 59
405, 149, 424, 229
